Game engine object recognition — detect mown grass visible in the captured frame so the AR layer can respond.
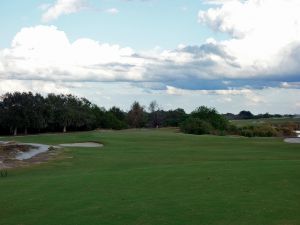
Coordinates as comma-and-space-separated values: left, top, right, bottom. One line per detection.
0, 129, 300, 225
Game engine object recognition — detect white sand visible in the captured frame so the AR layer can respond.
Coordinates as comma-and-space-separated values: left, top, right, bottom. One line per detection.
284, 138, 300, 144
59, 142, 103, 147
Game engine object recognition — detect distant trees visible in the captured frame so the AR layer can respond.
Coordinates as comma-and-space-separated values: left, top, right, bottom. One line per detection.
0, 92, 46, 135
1, 94, 182, 134
223, 110, 292, 120
237, 111, 254, 120
0, 92, 102, 135
0, 92, 298, 137
46, 94, 97, 133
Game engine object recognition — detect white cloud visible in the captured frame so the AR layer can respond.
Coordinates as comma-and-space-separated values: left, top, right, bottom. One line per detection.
166, 85, 264, 106
2, 0, 300, 95
2, 1, 300, 113
0, 79, 70, 94
1, 22, 299, 95
0, 25, 144, 82
105, 8, 120, 15
42, 0, 87, 22
198, 0, 300, 79
166, 85, 252, 96
280, 82, 300, 89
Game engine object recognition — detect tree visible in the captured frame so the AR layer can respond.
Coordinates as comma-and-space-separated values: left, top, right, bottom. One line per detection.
237, 111, 254, 120
127, 101, 146, 128
109, 106, 126, 121
106, 107, 127, 129
1, 92, 26, 135
91, 105, 107, 128
46, 94, 67, 132
148, 100, 163, 128
164, 108, 187, 127
191, 106, 229, 131
46, 94, 79, 132
0, 96, 9, 134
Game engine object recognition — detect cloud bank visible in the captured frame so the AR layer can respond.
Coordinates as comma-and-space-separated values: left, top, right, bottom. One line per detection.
1, 0, 300, 108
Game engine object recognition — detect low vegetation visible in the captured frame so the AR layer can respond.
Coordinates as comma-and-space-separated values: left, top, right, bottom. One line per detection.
180, 106, 298, 137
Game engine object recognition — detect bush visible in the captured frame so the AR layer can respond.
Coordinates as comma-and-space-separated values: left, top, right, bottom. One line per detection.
191, 106, 229, 130
227, 124, 239, 134
180, 118, 213, 135
240, 124, 279, 137
277, 127, 295, 136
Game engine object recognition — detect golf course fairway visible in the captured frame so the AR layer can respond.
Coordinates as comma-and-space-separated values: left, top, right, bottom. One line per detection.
0, 129, 300, 225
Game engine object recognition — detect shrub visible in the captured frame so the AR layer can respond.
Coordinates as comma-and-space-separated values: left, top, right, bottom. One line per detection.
277, 127, 295, 136
240, 124, 279, 137
191, 106, 229, 130
180, 118, 213, 135
227, 124, 239, 134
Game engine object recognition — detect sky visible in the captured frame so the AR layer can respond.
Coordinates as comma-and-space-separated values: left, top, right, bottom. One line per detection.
0, 0, 300, 114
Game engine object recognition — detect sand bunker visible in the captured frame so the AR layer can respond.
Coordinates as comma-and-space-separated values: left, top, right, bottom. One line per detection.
59, 142, 103, 147
284, 138, 300, 144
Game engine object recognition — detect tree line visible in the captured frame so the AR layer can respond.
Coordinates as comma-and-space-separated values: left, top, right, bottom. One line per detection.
223, 110, 294, 120
0, 92, 298, 137
0, 92, 186, 135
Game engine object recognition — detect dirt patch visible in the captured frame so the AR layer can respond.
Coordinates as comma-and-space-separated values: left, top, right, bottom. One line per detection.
0, 140, 102, 169
59, 142, 103, 147
0, 143, 33, 163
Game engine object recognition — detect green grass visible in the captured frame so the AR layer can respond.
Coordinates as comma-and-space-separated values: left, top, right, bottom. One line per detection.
1, 129, 300, 225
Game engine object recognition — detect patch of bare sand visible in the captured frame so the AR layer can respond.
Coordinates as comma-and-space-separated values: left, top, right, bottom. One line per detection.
284, 138, 300, 144
59, 142, 103, 147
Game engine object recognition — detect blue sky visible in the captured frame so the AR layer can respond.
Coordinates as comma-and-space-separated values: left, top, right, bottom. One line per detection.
0, 0, 224, 50
0, 0, 300, 113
